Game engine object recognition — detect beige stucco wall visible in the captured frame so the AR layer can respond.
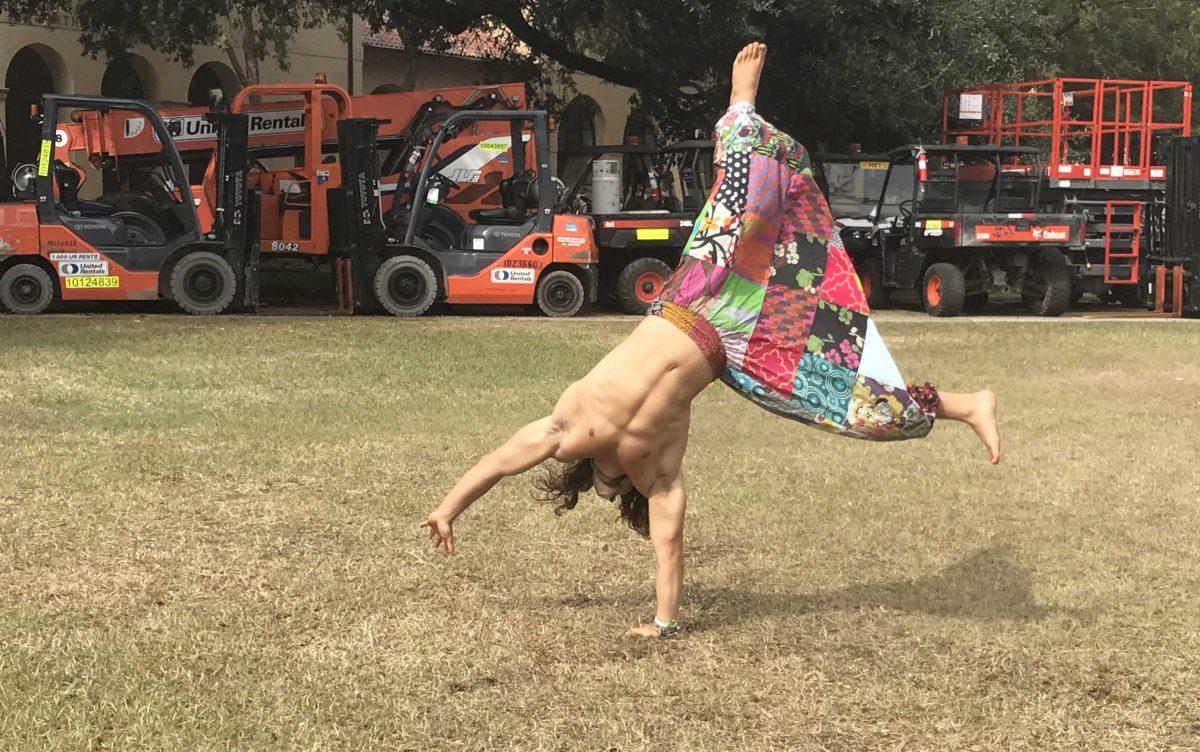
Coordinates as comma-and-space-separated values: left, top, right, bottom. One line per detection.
0, 18, 636, 179
0, 21, 365, 103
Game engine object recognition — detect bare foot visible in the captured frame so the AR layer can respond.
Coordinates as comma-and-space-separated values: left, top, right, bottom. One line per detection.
965, 390, 1001, 464
730, 42, 767, 108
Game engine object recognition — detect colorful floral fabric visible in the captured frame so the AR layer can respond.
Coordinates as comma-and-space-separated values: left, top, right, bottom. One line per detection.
651, 104, 936, 441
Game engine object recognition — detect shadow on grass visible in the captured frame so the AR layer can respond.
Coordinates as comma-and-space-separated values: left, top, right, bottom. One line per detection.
686, 546, 1094, 629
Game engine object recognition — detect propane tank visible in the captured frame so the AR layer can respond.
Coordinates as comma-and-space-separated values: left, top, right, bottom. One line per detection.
591, 158, 622, 214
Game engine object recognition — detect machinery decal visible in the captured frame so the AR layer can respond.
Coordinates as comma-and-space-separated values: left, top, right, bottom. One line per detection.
973, 224, 1072, 242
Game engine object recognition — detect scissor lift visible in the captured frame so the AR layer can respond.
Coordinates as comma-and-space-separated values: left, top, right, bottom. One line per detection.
942, 78, 1192, 304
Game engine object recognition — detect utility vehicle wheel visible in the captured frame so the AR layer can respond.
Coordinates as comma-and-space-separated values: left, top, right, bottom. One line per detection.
616, 257, 672, 314
1022, 252, 1071, 316
1069, 285, 1085, 306
921, 263, 966, 317
170, 252, 236, 315
374, 255, 438, 317
963, 292, 988, 314
536, 270, 585, 318
0, 263, 54, 315
860, 257, 889, 310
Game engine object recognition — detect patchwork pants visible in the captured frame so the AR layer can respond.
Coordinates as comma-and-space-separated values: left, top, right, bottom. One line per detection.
651, 104, 938, 440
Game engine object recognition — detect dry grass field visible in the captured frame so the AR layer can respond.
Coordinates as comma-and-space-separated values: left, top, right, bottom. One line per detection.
1, 313, 1198, 751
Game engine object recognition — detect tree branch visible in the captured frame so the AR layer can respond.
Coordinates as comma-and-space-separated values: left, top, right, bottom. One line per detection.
489, 5, 649, 89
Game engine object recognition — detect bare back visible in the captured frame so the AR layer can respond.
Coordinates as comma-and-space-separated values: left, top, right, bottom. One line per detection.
550, 316, 714, 491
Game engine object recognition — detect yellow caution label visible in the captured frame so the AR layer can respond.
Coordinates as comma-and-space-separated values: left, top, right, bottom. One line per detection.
925, 219, 943, 231
37, 139, 53, 177
859, 161, 889, 170
65, 276, 120, 289
636, 228, 671, 241
478, 140, 509, 152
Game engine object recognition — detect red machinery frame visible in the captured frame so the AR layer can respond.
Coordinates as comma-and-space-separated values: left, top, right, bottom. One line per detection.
943, 78, 1192, 182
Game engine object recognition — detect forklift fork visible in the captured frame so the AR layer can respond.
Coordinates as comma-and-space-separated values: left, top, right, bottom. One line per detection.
207, 111, 260, 311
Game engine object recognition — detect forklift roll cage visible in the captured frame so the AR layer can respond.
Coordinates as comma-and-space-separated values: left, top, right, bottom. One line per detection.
405, 109, 555, 248
37, 94, 202, 246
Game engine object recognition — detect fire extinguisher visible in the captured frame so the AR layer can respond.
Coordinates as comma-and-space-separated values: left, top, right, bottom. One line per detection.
917, 147, 928, 183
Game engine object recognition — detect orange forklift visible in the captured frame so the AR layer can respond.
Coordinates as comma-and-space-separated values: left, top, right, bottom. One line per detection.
0, 94, 252, 314
376, 108, 598, 316
223, 85, 598, 316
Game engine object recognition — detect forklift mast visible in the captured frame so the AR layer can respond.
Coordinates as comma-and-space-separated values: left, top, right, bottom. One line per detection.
206, 111, 260, 310
334, 118, 388, 313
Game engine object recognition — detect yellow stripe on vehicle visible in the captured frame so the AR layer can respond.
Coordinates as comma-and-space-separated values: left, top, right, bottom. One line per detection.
636, 228, 670, 241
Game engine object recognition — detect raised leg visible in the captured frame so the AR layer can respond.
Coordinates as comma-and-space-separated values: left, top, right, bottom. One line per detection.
936, 390, 1001, 464
730, 42, 766, 107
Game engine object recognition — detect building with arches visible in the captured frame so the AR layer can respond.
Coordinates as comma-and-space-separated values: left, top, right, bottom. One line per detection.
0, 18, 638, 184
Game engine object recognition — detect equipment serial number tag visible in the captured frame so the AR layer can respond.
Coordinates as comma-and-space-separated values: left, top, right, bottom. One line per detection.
65, 276, 120, 289
37, 140, 53, 177
859, 161, 889, 169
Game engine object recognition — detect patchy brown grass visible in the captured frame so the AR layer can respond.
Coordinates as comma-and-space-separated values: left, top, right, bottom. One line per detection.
0, 313, 1198, 751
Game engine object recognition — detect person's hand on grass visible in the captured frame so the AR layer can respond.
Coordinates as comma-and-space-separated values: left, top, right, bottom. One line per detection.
421, 511, 454, 555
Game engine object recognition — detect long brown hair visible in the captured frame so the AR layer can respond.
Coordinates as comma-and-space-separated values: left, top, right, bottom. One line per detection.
533, 459, 650, 537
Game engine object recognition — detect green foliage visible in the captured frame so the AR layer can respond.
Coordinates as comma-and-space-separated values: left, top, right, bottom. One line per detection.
7, 0, 1200, 146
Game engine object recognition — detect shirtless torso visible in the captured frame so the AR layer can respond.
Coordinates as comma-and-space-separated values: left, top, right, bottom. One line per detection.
550, 316, 713, 497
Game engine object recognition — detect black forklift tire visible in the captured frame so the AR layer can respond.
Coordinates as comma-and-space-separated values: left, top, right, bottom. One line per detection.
860, 257, 889, 310
921, 263, 966, 317
1022, 253, 1071, 316
615, 257, 673, 315
536, 270, 585, 318
170, 252, 237, 315
374, 255, 438, 317
0, 263, 54, 315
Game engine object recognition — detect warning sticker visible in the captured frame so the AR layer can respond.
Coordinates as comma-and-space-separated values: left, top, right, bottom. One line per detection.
58, 261, 109, 276
491, 268, 536, 284
65, 276, 120, 289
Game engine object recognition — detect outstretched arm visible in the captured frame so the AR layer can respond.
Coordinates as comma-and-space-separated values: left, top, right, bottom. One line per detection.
422, 416, 561, 554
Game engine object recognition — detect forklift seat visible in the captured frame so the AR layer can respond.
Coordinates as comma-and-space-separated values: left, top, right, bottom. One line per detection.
53, 161, 114, 216
469, 170, 537, 226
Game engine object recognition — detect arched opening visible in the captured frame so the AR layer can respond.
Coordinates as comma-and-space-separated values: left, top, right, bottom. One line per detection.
101, 54, 159, 101
5, 44, 70, 183
187, 62, 239, 106
557, 95, 600, 187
